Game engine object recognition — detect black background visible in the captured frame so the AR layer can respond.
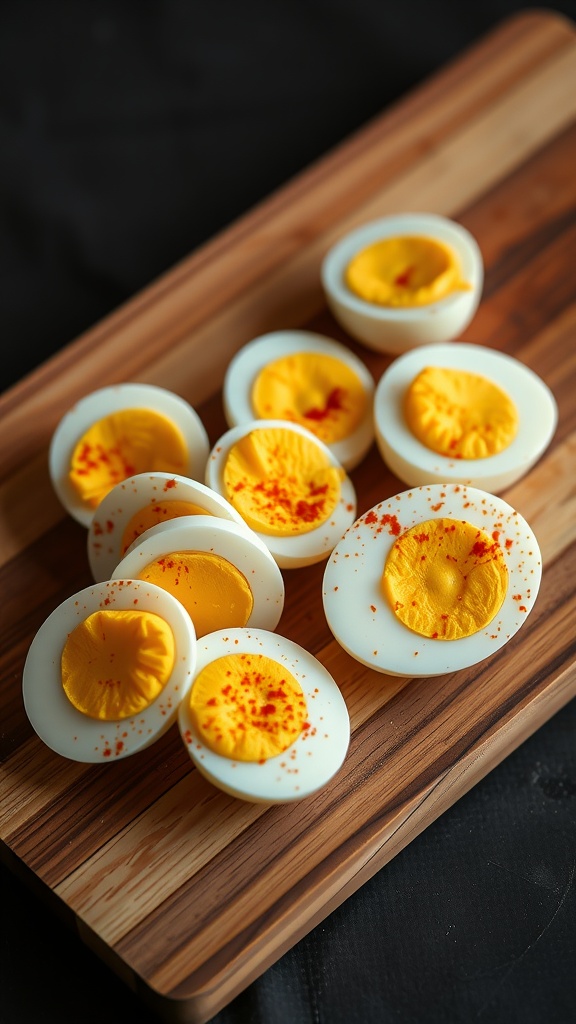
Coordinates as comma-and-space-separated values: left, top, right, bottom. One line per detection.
1, 4, 576, 1023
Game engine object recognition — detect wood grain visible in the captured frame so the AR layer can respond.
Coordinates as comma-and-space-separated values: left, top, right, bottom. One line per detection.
1, 11, 576, 1024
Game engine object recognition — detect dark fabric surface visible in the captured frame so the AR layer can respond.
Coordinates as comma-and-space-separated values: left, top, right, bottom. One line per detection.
1, 3, 576, 1023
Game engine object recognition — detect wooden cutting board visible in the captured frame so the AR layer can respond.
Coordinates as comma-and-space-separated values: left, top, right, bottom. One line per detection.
1, 11, 576, 1023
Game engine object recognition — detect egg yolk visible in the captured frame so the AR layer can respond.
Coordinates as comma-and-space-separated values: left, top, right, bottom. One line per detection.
120, 500, 212, 557
405, 366, 519, 459
345, 235, 470, 307
189, 652, 308, 761
222, 426, 343, 536
136, 551, 253, 637
61, 609, 175, 720
68, 408, 189, 509
382, 518, 508, 639
250, 352, 367, 445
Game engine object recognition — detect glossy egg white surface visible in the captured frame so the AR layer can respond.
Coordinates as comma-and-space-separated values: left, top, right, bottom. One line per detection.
22, 579, 197, 762
49, 383, 210, 527
178, 627, 350, 803
87, 472, 251, 582
321, 213, 483, 354
374, 343, 558, 492
205, 419, 357, 569
222, 329, 375, 470
111, 515, 286, 632
322, 483, 542, 678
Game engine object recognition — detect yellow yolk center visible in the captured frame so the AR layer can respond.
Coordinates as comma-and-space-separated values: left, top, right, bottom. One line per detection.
61, 609, 175, 720
68, 408, 189, 509
189, 652, 308, 761
345, 235, 470, 307
405, 366, 519, 459
120, 500, 212, 557
382, 518, 508, 639
136, 551, 253, 637
222, 426, 343, 536
251, 351, 367, 445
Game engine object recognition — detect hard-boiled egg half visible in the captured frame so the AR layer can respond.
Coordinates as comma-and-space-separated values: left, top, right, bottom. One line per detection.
322, 483, 541, 677
222, 329, 375, 470
111, 515, 285, 638
178, 627, 350, 802
374, 343, 558, 492
87, 472, 252, 582
321, 213, 483, 353
49, 383, 210, 527
22, 579, 197, 762
205, 419, 357, 569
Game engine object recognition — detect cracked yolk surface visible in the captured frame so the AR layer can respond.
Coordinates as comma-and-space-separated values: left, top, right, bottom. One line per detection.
381, 517, 508, 639
61, 608, 175, 719
345, 235, 470, 307
251, 351, 367, 445
189, 652, 308, 761
405, 366, 519, 459
136, 550, 254, 637
69, 408, 188, 508
222, 426, 343, 536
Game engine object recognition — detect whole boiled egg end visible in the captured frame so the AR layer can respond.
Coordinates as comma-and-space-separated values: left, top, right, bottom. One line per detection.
321, 213, 483, 353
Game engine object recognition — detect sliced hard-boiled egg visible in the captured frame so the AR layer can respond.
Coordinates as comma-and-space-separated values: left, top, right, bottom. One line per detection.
49, 383, 210, 527
22, 579, 197, 762
178, 627, 350, 802
374, 343, 558, 492
205, 419, 357, 569
111, 515, 285, 637
321, 213, 483, 353
222, 329, 375, 470
87, 472, 252, 582
322, 483, 542, 677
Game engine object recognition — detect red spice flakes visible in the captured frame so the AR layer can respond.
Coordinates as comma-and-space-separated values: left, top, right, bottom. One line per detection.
381, 513, 401, 535
394, 265, 414, 286
164, 478, 177, 490
304, 387, 347, 422
505, 538, 514, 549
519, 605, 527, 613
370, 604, 377, 613
366, 509, 401, 535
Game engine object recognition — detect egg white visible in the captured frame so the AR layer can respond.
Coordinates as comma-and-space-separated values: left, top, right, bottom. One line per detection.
22, 579, 197, 762
374, 343, 558, 492
111, 514, 286, 633
322, 483, 542, 677
87, 472, 252, 582
49, 383, 211, 527
222, 329, 375, 470
205, 419, 357, 569
178, 627, 350, 802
